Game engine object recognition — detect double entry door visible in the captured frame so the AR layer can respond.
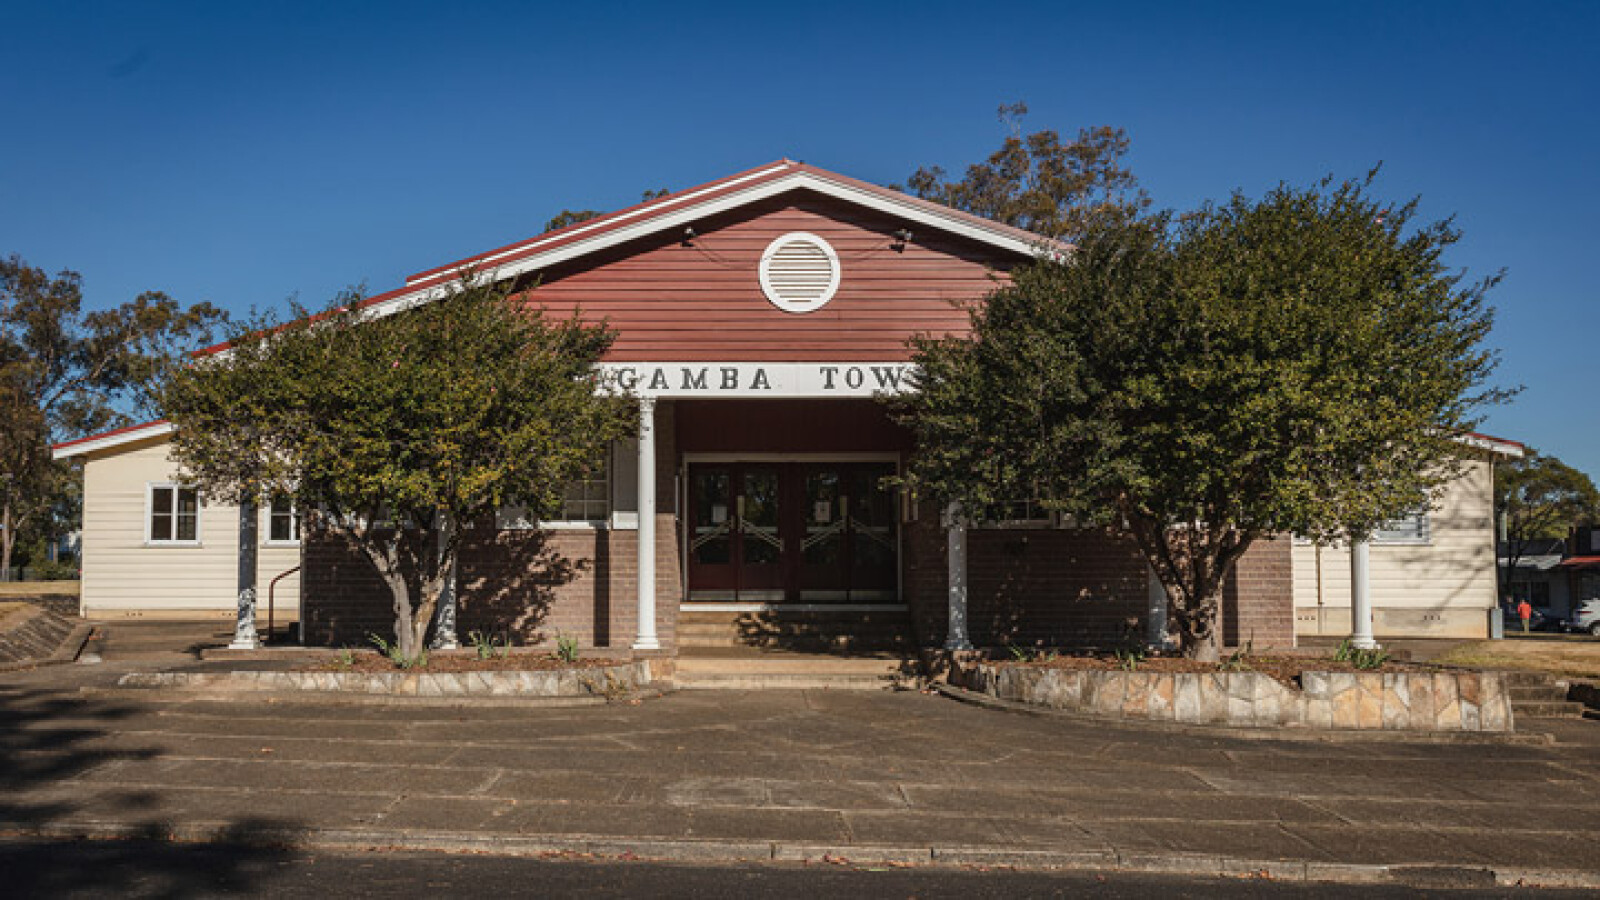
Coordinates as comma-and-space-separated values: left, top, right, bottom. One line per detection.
686, 462, 898, 604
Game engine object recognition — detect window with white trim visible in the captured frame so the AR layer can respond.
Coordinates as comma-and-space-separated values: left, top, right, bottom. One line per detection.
148, 485, 200, 544
975, 484, 1061, 530
266, 496, 299, 545
497, 451, 612, 528
1373, 511, 1430, 544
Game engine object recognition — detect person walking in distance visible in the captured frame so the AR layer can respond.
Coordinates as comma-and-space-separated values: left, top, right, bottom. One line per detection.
1517, 598, 1533, 634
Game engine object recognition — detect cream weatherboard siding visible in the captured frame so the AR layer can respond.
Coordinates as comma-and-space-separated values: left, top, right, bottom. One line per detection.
1293, 458, 1498, 639
79, 435, 302, 619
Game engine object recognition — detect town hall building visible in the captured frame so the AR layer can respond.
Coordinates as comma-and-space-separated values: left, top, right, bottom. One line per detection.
52, 160, 1521, 655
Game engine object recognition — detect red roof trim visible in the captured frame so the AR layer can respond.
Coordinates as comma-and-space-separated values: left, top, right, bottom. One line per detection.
399, 159, 1054, 294
403, 160, 803, 286
1557, 555, 1600, 569
1465, 430, 1525, 451
51, 418, 170, 451
191, 159, 1054, 360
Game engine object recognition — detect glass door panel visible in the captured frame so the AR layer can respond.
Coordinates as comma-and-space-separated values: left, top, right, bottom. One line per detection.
800, 468, 847, 600
740, 468, 783, 568
691, 469, 732, 566
687, 466, 737, 598
847, 464, 898, 596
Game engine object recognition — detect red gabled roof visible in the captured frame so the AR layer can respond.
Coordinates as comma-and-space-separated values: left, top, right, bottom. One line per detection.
1465, 431, 1525, 451
51, 418, 176, 457
188, 159, 1056, 359
400, 159, 1054, 292
52, 418, 170, 451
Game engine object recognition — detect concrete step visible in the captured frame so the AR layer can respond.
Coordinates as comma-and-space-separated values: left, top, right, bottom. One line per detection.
675, 672, 902, 690
674, 650, 916, 690
678, 609, 911, 623
1511, 701, 1588, 718
678, 636, 914, 653
676, 656, 909, 676
1508, 685, 1570, 702
675, 609, 916, 652
1497, 670, 1564, 687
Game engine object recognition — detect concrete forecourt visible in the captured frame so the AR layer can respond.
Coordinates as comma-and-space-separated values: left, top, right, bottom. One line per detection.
1, 622, 1598, 890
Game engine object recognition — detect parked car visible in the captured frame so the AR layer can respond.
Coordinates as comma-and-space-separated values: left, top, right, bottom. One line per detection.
1572, 599, 1600, 637
1502, 607, 1569, 633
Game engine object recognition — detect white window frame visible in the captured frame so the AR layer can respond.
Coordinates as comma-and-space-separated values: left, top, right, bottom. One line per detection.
1373, 511, 1431, 546
263, 496, 300, 547
145, 483, 202, 546
498, 447, 614, 531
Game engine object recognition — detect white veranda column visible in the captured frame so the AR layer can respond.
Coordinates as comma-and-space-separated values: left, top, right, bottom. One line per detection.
1146, 565, 1171, 650
229, 498, 262, 650
1349, 537, 1379, 649
944, 502, 973, 651
632, 397, 660, 651
431, 516, 459, 650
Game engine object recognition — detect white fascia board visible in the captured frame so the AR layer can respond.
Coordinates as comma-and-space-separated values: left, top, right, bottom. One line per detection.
402, 162, 796, 286
1454, 433, 1525, 459
362, 171, 1047, 324
52, 422, 177, 460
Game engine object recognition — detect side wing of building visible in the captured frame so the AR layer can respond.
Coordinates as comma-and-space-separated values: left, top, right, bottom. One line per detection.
1293, 457, 1498, 638
75, 433, 302, 620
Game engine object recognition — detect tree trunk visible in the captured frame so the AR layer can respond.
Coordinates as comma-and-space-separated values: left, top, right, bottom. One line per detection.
1170, 586, 1222, 662
1, 501, 14, 580
379, 569, 416, 658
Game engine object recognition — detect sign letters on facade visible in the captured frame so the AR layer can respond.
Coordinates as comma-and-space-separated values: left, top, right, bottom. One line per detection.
598, 362, 913, 398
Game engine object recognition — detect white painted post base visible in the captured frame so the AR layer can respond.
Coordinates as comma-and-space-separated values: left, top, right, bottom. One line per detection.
230, 499, 262, 650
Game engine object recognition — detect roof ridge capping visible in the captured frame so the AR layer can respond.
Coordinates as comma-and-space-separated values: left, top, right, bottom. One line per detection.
398, 159, 1064, 294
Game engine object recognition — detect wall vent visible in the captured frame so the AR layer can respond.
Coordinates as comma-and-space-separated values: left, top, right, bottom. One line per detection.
759, 232, 841, 313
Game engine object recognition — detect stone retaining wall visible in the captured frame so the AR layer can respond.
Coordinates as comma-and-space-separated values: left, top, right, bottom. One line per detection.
959, 664, 1513, 732
118, 660, 654, 698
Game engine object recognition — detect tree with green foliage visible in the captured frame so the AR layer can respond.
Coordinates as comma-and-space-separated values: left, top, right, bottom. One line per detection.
544, 188, 671, 233
1495, 450, 1600, 588
901, 103, 1148, 243
1, 254, 225, 578
894, 174, 1505, 659
159, 276, 634, 659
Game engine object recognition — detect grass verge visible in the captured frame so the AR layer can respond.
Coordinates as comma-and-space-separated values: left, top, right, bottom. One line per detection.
1432, 637, 1600, 681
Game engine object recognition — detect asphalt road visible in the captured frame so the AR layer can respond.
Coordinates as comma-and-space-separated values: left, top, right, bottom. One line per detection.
0, 839, 1589, 899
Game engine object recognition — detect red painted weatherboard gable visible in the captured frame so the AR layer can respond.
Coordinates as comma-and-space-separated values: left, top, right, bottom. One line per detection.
517, 190, 1019, 362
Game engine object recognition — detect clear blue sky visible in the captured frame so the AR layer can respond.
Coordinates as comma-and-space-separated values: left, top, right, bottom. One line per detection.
3, 1, 1596, 475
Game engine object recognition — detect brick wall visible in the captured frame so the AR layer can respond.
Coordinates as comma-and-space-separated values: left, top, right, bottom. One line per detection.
299, 402, 682, 651
1221, 536, 1294, 648
906, 508, 1295, 650
905, 511, 1148, 648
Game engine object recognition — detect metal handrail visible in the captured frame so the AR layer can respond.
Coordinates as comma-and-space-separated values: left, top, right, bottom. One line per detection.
267, 565, 301, 643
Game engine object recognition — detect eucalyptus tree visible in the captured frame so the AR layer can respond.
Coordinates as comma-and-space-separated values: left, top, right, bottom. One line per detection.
0, 254, 224, 577
901, 102, 1148, 243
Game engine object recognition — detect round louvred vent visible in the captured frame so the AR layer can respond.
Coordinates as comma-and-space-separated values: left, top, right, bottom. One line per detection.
759, 232, 841, 313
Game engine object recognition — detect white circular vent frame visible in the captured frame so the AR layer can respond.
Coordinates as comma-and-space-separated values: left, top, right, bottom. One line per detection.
759, 231, 841, 314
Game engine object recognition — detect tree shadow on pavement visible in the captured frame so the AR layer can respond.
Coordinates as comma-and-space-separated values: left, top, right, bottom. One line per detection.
0, 828, 297, 899
0, 682, 300, 896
